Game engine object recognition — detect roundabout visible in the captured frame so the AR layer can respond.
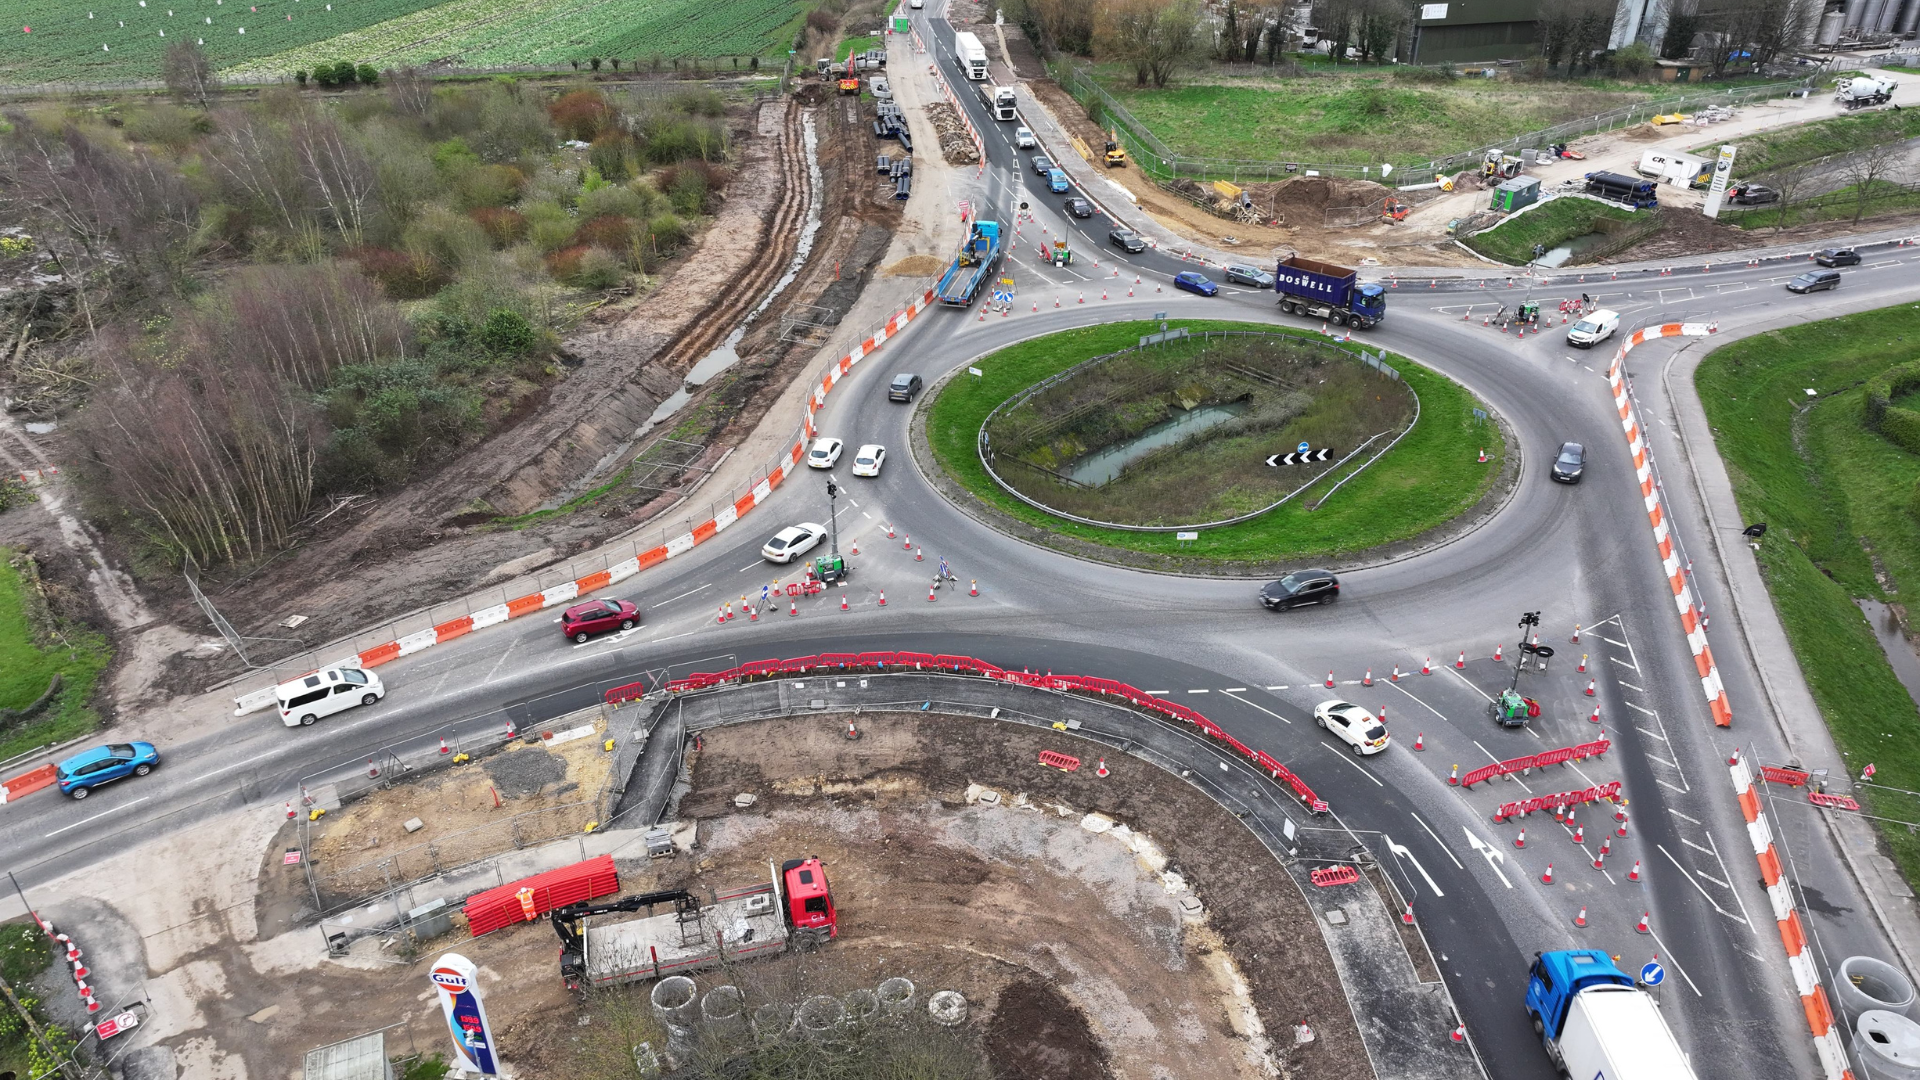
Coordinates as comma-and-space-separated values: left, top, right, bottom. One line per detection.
921, 320, 1514, 573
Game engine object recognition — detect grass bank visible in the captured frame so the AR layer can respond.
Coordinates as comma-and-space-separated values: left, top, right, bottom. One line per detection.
1722, 179, 1920, 230
0, 551, 112, 762
927, 320, 1503, 566
1461, 198, 1639, 264
1691, 108, 1920, 176
1696, 305, 1920, 889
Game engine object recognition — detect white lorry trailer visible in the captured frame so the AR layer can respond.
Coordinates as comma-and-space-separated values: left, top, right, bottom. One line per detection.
1525, 949, 1697, 1079
980, 83, 1017, 120
955, 31, 989, 79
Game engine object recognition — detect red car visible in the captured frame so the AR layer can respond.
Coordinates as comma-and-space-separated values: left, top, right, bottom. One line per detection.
561, 599, 638, 642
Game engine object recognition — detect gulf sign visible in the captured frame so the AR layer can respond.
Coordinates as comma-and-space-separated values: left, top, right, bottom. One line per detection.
431, 953, 499, 1075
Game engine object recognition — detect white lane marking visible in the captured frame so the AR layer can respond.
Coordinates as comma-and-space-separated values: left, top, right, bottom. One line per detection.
738, 562, 760, 573
1188, 688, 1209, 694
861, 511, 872, 520
1384, 833, 1444, 897
1636, 726, 1668, 741
1602, 637, 1628, 647
1341, 680, 1363, 685
1222, 687, 1247, 692
1669, 808, 1702, 824
1618, 681, 1644, 691
1656, 778, 1688, 794
657, 583, 713, 606
1646, 927, 1704, 996
1681, 837, 1714, 855
1411, 812, 1465, 870
1320, 744, 1385, 787
1266, 685, 1288, 690
1647, 754, 1682, 770
1462, 828, 1514, 888
1657, 843, 1748, 926
1625, 701, 1658, 716
1609, 656, 1637, 669
1384, 680, 1451, 721
1705, 830, 1760, 935
1146, 690, 1168, 695
1696, 870, 1732, 888
482, 637, 519, 684
1220, 691, 1293, 724
46, 796, 150, 837
1443, 667, 1496, 702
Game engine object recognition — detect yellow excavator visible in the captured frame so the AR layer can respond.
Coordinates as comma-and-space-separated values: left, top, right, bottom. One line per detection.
1104, 130, 1126, 168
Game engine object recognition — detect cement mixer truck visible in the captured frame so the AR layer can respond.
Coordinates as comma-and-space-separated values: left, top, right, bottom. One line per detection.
1838, 76, 1897, 109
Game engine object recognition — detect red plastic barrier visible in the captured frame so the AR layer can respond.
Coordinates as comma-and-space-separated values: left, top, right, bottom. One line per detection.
1763, 766, 1811, 787
818, 653, 862, 668
605, 681, 647, 705
1809, 791, 1860, 811
1492, 781, 1623, 823
1310, 865, 1359, 887
856, 651, 897, 668
1038, 751, 1081, 772
464, 854, 618, 936
1461, 738, 1612, 789
893, 651, 936, 669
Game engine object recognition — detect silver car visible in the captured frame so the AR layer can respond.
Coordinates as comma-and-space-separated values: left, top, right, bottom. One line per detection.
1223, 264, 1274, 288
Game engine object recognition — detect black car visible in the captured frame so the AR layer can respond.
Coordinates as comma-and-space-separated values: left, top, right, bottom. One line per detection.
1550, 441, 1584, 483
1727, 182, 1778, 206
1108, 228, 1145, 253
1816, 248, 1862, 267
888, 372, 923, 402
1787, 269, 1842, 294
1260, 570, 1339, 610
1031, 154, 1053, 176
1065, 197, 1095, 218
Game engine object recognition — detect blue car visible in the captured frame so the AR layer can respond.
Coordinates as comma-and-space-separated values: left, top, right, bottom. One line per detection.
1173, 271, 1218, 296
57, 742, 160, 799
1047, 168, 1070, 194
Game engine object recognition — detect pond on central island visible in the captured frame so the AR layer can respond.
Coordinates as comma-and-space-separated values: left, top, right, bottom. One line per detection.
983, 334, 1414, 527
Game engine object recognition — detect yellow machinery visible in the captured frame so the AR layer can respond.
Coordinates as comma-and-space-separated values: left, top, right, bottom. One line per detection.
1482, 149, 1522, 179
1436, 173, 1455, 192
1104, 130, 1127, 168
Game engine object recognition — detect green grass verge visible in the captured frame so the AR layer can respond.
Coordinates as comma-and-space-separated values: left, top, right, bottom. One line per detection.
1721, 179, 1920, 231
927, 320, 1504, 564
836, 35, 882, 62
1696, 305, 1920, 890
1690, 107, 1920, 176
1461, 199, 1638, 265
0, 920, 52, 1078
0, 551, 111, 762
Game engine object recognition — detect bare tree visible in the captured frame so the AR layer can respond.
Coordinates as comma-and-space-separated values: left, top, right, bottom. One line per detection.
1022, 0, 1098, 54
384, 66, 434, 119
1354, 0, 1405, 62
207, 109, 308, 236
163, 39, 217, 110
1096, 0, 1202, 87
290, 108, 376, 246
1844, 140, 1908, 223
1763, 161, 1817, 232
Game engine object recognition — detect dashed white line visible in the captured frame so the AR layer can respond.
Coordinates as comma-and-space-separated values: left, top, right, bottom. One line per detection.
1266, 685, 1288, 690
1188, 688, 1210, 694
1646, 754, 1682, 770
1602, 636, 1628, 647
1657, 843, 1747, 928
1681, 837, 1714, 855
1669, 808, 1703, 825
1146, 690, 1168, 695
1646, 927, 1704, 997
1222, 687, 1247, 693
1609, 656, 1637, 669
1656, 778, 1688, 795
657, 583, 713, 606
1618, 681, 1644, 691
1443, 667, 1496, 703
1220, 691, 1293, 724
1624, 701, 1658, 716
1636, 726, 1668, 741
46, 797, 149, 837
1320, 744, 1385, 787
1696, 870, 1732, 888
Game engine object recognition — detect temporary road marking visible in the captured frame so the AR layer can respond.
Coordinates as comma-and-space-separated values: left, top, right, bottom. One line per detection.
657, 583, 713, 606
1220, 691, 1292, 724
1696, 870, 1732, 888
1705, 830, 1760, 934
1645, 927, 1704, 997
1384, 833, 1445, 897
1609, 656, 1636, 669
1222, 687, 1247, 692
46, 796, 149, 837
1646, 754, 1682, 770
1682, 837, 1714, 855
1411, 812, 1465, 870
1602, 636, 1628, 647
1636, 726, 1667, 741
1657, 843, 1748, 926
1442, 667, 1496, 703
1618, 681, 1644, 691
1656, 778, 1687, 795
1188, 688, 1209, 694
1320, 744, 1385, 787
1669, 808, 1702, 825
1462, 828, 1514, 889
1625, 701, 1657, 716
1266, 685, 1288, 690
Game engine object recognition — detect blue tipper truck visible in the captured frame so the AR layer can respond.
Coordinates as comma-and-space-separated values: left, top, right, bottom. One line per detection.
1525, 949, 1697, 1079
1273, 255, 1386, 329
937, 220, 1003, 306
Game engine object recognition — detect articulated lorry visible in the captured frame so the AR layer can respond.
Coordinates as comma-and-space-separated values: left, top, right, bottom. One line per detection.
553, 858, 838, 988
1525, 949, 1697, 1080
954, 31, 989, 79
979, 83, 1018, 120
1273, 254, 1386, 329
937, 220, 1003, 306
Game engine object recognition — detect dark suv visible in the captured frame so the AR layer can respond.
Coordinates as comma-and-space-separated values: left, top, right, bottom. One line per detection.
1260, 570, 1339, 610
1550, 442, 1585, 483
1816, 248, 1862, 267
889, 373, 922, 402
561, 599, 638, 642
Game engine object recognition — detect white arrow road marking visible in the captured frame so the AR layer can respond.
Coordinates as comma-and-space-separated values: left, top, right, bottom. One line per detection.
1384, 833, 1444, 897
1463, 827, 1514, 888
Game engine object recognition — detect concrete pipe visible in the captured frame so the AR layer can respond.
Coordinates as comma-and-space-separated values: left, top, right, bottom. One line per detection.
928, 990, 968, 1027
798, 995, 846, 1041
878, 977, 916, 1015
702, 985, 748, 1040
651, 976, 698, 1026
1856, 1010, 1920, 1080
843, 988, 880, 1025
752, 1002, 793, 1043
1838, 957, 1918, 1022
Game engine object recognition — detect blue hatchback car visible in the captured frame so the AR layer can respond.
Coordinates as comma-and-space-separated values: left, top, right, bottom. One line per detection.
57, 742, 160, 799
1173, 271, 1218, 296
1047, 168, 1070, 194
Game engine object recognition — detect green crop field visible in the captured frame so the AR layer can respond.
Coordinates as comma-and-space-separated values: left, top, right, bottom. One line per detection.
0, 0, 807, 84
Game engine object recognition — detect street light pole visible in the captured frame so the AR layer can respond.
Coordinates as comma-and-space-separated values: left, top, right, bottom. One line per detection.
826, 478, 840, 558
1512, 610, 1541, 693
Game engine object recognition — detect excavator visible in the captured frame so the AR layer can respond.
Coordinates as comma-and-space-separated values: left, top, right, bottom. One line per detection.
1104, 130, 1126, 168
838, 55, 860, 95
1482, 148, 1522, 180
1381, 197, 1409, 224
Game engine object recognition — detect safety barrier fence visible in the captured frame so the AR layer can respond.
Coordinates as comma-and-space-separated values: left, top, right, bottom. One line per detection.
1490, 780, 1623, 823
1458, 737, 1612, 789
609, 652, 1329, 815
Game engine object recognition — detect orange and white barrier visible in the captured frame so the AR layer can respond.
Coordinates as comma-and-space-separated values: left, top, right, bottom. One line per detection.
1731, 751, 1852, 1080
1605, 322, 1730, 727
233, 285, 944, 716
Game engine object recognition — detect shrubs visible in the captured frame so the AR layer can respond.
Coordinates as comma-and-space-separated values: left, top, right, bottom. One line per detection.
522, 201, 577, 253
469, 207, 528, 247
549, 90, 614, 141
572, 214, 636, 254
351, 246, 453, 298
479, 309, 537, 357
451, 163, 527, 209
311, 60, 368, 89
545, 245, 625, 289
589, 133, 635, 182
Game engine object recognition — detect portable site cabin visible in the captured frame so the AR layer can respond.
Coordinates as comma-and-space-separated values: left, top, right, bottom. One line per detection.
1491, 176, 1541, 213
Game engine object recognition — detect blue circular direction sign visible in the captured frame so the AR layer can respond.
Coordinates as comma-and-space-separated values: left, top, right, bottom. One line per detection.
1641, 961, 1665, 986
1297, 441, 1311, 455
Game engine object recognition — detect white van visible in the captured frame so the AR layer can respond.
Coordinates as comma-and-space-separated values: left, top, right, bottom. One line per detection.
277, 665, 386, 727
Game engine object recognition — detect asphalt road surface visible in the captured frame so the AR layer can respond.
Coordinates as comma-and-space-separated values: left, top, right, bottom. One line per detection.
7, 25, 1920, 1080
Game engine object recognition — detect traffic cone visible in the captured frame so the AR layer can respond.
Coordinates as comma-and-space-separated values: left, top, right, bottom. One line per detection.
928, 585, 937, 602
1391, 664, 1401, 682
1325, 671, 1336, 688
723, 601, 733, 622
367, 757, 379, 778
1585, 679, 1596, 696
841, 592, 849, 611
1413, 732, 1424, 751
1589, 707, 1601, 724
970, 579, 978, 595
1448, 763, 1459, 786
1101, 288, 1108, 300
1578, 653, 1588, 672
285, 801, 296, 819
886, 524, 896, 538
846, 719, 860, 740
1078, 292, 1084, 304
1478, 447, 1487, 463
439, 737, 450, 755
790, 599, 798, 616
1616, 815, 1628, 838
1629, 860, 1642, 882
851, 540, 860, 555
1600, 836, 1612, 856
1456, 651, 1466, 669
1574, 906, 1587, 927
1571, 623, 1581, 643
749, 604, 758, 621
904, 533, 912, 549
1542, 864, 1554, 884
878, 591, 886, 606
1363, 668, 1373, 686
1422, 657, 1432, 675
1572, 825, 1584, 844
1515, 828, 1526, 848
1450, 1024, 1466, 1044
915, 547, 924, 561
1055, 296, 1061, 307
1615, 802, 1628, 822
71, 962, 87, 980
1096, 758, 1110, 777
1593, 850, 1606, 871
1493, 644, 1503, 662
1402, 903, 1414, 925
1635, 911, 1650, 934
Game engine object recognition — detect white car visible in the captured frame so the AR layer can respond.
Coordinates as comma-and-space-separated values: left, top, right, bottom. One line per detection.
1566, 309, 1619, 348
762, 522, 828, 563
807, 437, 844, 469
910, 0, 923, 7
1014, 126, 1036, 149
851, 444, 886, 476
1313, 699, 1389, 755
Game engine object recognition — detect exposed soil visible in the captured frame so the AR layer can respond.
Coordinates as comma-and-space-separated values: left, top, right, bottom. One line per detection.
926, 101, 983, 165
985, 978, 1111, 1079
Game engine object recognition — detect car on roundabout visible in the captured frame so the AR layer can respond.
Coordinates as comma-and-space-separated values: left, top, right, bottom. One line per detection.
1313, 700, 1389, 755
1223, 265, 1274, 288
1173, 271, 1218, 296
851, 445, 886, 476
762, 523, 829, 563
1108, 228, 1146, 253
57, 742, 160, 798
807, 437, 844, 469
561, 598, 638, 642
1550, 442, 1585, 483
1259, 569, 1338, 609
1565, 310, 1618, 348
